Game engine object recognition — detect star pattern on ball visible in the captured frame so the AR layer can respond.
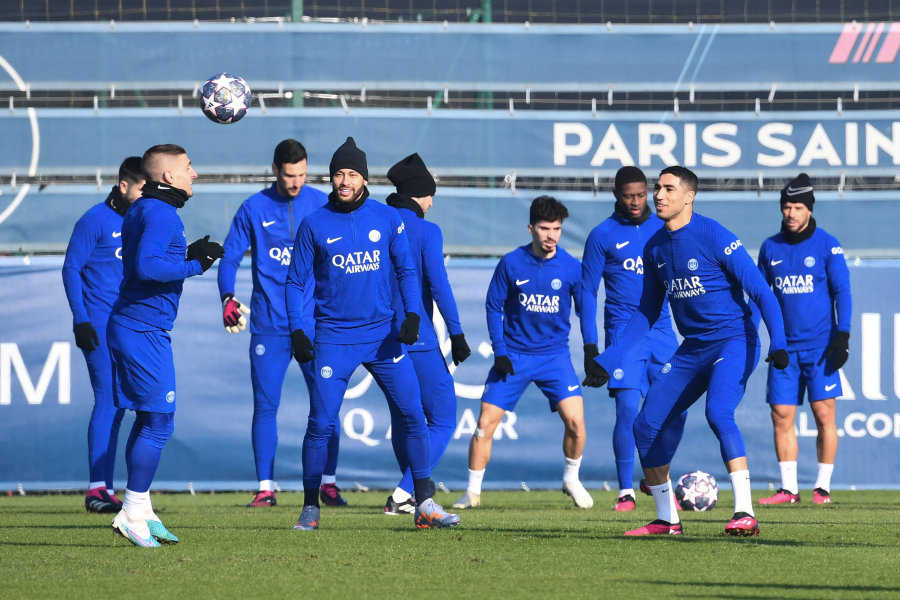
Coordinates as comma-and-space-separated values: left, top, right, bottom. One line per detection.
200, 72, 251, 125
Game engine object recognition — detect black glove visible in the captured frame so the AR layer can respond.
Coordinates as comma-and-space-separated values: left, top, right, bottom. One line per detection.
582, 357, 610, 388
187, 235, 225, 272
397, 312, 420, 345
450, 333, 471, 365
290, 329, 315, 364
74, 322, 99, 352
583, 343, 600, 374
765, 348, 790, 370
824, 330, 850, 371
493, 355, 515, 379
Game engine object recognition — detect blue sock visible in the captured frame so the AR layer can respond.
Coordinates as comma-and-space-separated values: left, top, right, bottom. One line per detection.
613, 389, 641, 492
125, 411, 174, 493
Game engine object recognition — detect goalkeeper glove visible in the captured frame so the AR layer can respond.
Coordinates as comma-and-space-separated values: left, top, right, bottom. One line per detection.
222, 293, 250, 333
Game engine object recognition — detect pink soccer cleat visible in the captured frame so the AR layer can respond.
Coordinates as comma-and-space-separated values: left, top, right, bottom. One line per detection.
625, 519, 683, 536
758, 488, 800, 505
614, 494, 636, 511
812, 488, 831, 504
725, 512, 760, 536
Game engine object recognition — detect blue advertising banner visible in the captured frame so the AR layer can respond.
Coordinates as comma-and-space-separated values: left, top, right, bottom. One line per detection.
0, 256, 897, 491
0, 22, 897, 92
1, 108, 899, 178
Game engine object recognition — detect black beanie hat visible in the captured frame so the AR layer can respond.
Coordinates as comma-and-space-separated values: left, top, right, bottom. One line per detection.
329, 137, 368, 180
387, 153, 436, 197
614, 165, 647, 191
780, 173, 815, 211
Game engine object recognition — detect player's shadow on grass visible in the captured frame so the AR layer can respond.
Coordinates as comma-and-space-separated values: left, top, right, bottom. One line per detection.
642, 579, 900, 598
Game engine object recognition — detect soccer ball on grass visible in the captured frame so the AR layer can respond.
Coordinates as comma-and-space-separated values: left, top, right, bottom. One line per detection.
674, 470, 718, 511
199, 72, 251, 124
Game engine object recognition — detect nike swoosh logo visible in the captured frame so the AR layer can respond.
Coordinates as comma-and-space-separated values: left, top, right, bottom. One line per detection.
786, 185, 813, 196
112, 231, 122, 238
615, 241, 630, 249
825, 383, 837, 391
515, 279, 529, 286
157, 185, 171, 190
262, 220, 275, 227
660, 487, 669, 494
326, 237, 342, 244
393, 354, 405, 363
657, 262, 665, 268
567, 385, 579, 391
714, 358, 724, 365
770, 259, 783, 266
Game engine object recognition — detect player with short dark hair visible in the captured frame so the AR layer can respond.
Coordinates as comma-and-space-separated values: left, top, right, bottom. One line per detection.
286, 137, 459, 530
454, 195, 594, 510
586, 165, 789, 537
107, 144, 224, 547
63, 156, 144, 513
580, 166, 679, 511
382, 153, 471, 515
217, 139, 345, 509
756, 173, 851, 506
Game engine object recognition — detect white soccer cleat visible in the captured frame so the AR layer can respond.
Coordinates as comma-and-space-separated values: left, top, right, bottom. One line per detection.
111, 508, 160, 548
452, 491, 481, 509
562, 480, 594, 508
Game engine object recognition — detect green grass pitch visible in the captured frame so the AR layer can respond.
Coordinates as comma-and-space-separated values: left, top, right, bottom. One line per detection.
2, 489, 898, 598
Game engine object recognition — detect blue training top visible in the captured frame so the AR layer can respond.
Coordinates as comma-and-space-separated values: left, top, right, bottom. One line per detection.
598, 212, 787, 372
110, 197, 202, 332
62, 199, 124, 328
580, 210, 674, 346
285, 197, 420, 345
486, 243, 582, 356
758, 226, 852, 351
218, 183, 328, 336
390, 205, 463, 352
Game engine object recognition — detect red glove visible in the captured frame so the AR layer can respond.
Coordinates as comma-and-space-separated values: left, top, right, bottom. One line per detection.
222, 294, 250, 333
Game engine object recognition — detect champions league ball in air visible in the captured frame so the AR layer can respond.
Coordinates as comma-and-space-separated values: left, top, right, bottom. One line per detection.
674, 471, 719, 511
199, 73, 251, 124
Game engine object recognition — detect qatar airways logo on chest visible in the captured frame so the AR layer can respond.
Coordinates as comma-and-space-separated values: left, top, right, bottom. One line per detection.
332, 249, 381, 274
622, 256, 643, 274
518, 293, 560, 313
775, 274, 814, 294
665, 275, 706, 299
269, 246, 292, 266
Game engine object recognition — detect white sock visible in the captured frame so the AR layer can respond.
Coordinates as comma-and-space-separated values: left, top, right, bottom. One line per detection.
88, 481, 105, 491
650, 481, 679, 524
778, 461, 798, 494
467, 468, 486, 495
259, 479, 274, 492
122, 489, 152, 518
392, 487, 412, 502
619, 488, 635, 498
321, 474, 337, 485
730, 470, 754, 516
563, 455, 582, 484
814, 463, 834, 492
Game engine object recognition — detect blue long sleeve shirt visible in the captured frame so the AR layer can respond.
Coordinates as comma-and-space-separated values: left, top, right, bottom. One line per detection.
580, 211, 674, 347
217, 184, 327, 335
486, 244, 582, 356
110, 197, 202, 332
390, 206, 463, 352
598, 213, 787, 372
285, 198, 420, 344
758, 226, 852, 351
62, 200, 124, 328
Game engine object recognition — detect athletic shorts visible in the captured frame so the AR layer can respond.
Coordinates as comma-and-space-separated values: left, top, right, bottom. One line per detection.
107, 321, 176, 413
606, 326, 678, 396
767, 347, 842, 405
481, 351, 581, 412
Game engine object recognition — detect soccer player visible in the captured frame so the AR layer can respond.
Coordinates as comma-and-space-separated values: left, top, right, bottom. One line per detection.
107, 144, 224, 547
756, 174, 851, 506
217, 139, 345, 509
580, 166, 679, 512
285, 137, 459, 530
453, 196, 593, 510
584, 166, 789, 537
62, 156, 144, 513
382, 153, 471, 515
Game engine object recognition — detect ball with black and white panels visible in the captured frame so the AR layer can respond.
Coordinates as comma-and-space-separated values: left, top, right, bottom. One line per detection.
199, 72, 251, 124
674, 470, 719, 511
